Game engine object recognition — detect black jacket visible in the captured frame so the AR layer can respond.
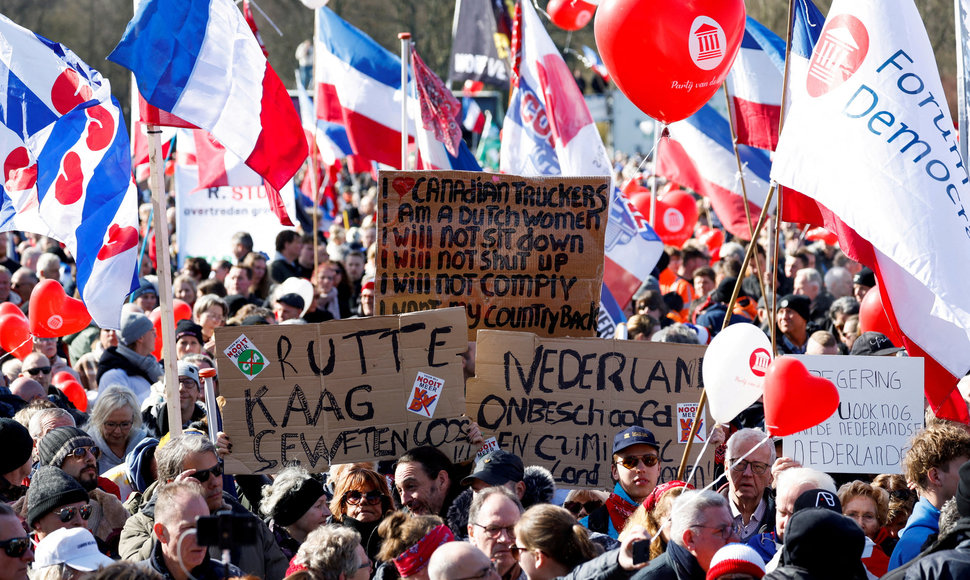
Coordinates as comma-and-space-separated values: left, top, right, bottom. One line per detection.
881, 518, 970, 580
96, 346, 151, 383
446, 465, 556, 538
631, 541, 705, 580
143, 536, 242, 580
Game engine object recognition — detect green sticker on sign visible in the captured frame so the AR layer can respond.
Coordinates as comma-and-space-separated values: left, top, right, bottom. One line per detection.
224, 334, 269, 381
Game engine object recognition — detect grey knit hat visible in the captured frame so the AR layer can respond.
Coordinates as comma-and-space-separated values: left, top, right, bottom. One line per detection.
38, 426, 97, 468
26, 466, 89, 528
120, 311, 153, 346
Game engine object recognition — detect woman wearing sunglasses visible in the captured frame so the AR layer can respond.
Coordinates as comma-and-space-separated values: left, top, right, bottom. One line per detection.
260, 466, 332, 562
512, 504, 600, 580
330, 466, 394, 562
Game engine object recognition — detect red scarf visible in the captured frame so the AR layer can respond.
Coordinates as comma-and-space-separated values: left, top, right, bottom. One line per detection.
606, 492, 637, 533
393, 524, 455, 577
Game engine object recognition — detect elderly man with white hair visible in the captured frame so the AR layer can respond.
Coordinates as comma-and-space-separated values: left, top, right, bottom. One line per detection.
721, 429, 777, 544
792, 268, 834, 327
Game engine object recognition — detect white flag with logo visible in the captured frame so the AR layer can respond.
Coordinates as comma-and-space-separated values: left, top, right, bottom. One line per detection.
771, 0, 970, 380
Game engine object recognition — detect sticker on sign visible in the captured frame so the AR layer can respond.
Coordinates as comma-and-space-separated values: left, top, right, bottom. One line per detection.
224, 334, 270, 381
407, 372, 445, 418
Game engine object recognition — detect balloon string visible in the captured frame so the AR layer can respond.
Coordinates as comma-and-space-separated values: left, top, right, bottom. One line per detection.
628, 123, 667, 188
685, 432, 772, 495
0, 335, 34, 365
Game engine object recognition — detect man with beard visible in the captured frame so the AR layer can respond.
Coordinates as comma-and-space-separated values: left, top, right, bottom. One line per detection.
394, 446, 467, 518
36, 427, 128, 550
467, 487, 524, 580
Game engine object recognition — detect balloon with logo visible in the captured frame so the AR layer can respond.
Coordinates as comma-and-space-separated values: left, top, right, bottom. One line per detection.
29, 280, 92, 338
703, 323, 772, 424
763, 357, 839, 437
594, 0, 745, 123
654, 190, 698, 247
858, 286, 903, 345
548, 0, 597, 30
805, 227, 838, 246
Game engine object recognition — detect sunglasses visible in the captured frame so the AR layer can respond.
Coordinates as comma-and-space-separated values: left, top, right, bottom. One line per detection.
190, 462, 224, 483
345, 490, 383, 506
67, 446, 101, 460
509, 545, 528, 560
56, 504, 93, 523
616, 454, 660, 470
25, 366, 51, 376
0, 537, 30, 558
563, 500, 603, 515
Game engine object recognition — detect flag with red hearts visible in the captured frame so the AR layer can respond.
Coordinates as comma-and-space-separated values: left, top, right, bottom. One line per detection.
0, 13, 139, 330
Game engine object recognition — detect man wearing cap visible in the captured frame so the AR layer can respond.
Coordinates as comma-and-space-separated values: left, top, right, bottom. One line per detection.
766, 468, 837, 571
773, 294, 817, 355
24, 466, 93, 543
174, 320, 204, 360
130, 279, 158, 313
273, 293, 305, 323
35, 426, 128, 547
583, 426, 662, 539
33, 527, 113, 575
96, 311, 162, 404
0, 419, 33, 503
853, 267, 876, 303
142, 362, 207, 438
850, 331, 905, 357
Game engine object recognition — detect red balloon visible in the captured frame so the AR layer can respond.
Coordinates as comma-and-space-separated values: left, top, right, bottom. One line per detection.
763, 357, 840, 437
655, 191, 699, 247
29, 280, 92, 338
698, 228, 724, 252
548, 0, 597, 31
0, 302, 25, 320
805, 227, 838, 246
0, 313, 31, 360
52, 371, 76, 387
57, 379, 87, 412
858, 286, 903, 345
594, 0, 746, 123
173, 299, 192, 323
148, 301, 192, 361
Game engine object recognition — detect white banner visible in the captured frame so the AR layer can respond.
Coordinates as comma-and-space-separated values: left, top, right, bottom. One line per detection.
784, 355, 924, 474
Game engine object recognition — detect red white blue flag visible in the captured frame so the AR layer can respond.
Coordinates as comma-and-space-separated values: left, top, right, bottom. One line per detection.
461, 97, 486, 134
0, 14, 139, 329
772, 0, 970, 422
725, 17, 786, 150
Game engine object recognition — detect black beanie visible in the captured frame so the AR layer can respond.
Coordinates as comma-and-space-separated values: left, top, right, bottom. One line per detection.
26, 466, 90, 528
0, 418, 33, 475
37, 426, 97, 468
957, 460, 970, 518
273, 477, 325, 527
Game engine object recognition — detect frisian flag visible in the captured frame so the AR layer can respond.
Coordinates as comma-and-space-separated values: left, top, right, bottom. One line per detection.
725, 17, 786, 150
771, 0, 970, 422
110, 0, 307, 226
499, 0, 661, 336
657, 104, 775, 241
0, 14, 139, 329
314, 7, 414, 169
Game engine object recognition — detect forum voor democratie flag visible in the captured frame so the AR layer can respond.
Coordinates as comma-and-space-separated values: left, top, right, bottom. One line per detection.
771, 0, 970, 421
110, 0, 307, 226
0, 14, 139, 329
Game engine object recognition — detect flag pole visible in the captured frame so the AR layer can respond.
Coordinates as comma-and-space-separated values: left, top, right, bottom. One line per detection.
955, 0, 969, 166
399, 33, 411, 170
311, 17, 321, 276
146, 124, 182, 439
676, 183, 777, 480
721, 84, 769, 301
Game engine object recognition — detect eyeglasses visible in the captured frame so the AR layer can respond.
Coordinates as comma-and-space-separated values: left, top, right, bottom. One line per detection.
103, 421, 133, 432
66, 446, 101, 460
32, 337, 56, 344
509, 545, 532, 560
615, 454, 660, 470
845, 511, 877, 522
56, 504, 93, 523
730, 460, 770, 475
691, 523, 735, 541
25, 366, 51, 376
0, 537, 30, 558
563, 500, 603, 515
345, 490, 383, 506
455, 561, 498, 580
178, 378, 199, 390
190, 462, 224, 483
472, 523, 515, 539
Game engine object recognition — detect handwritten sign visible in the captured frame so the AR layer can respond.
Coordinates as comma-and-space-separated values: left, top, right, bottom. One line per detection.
377, 170, 609, 340
784, 355, 924, 474
466, 330, 709, 488
215, 308, 475, 474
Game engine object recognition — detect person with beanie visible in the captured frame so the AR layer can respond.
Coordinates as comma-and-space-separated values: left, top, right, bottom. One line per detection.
0, 418, 33, 503
95, 312, 162, 404
141, 361, 207, 439
773, 295, 817, 355
763, 508, 867, 580
35, 427, 129, 553
25, 466, 92, 542
706, 544, 765, 580
174, 319, 204, 360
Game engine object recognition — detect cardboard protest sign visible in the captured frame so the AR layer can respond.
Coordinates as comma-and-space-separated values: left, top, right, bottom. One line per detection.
215, 308, 476, 474
376, 170, 609, 341
466, 330, 710, 488
784, 355, 924, 474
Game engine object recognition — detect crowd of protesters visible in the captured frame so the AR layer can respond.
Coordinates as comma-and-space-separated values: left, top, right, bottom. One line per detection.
0, 157, 968, 580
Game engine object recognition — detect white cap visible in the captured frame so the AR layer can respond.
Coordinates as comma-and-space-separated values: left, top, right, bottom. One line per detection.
34, 527, 114, 571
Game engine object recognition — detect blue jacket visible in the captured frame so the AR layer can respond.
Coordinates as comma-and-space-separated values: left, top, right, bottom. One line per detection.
889, 497, 940, 569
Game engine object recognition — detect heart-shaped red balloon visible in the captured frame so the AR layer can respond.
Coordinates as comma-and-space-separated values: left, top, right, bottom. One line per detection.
52, 371, 77, 387
29, 279, 92, 338
0, 313, 32, 360
763, 357, 840, 437
631, 190, 698, 247
858, 285, 903, 345
0, 302, 25, 320
595, 0, 745, 123
548, 0, 597, 31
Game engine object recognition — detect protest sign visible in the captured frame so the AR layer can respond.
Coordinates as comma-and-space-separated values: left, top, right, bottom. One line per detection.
376, 170, 609, 341
784, 355, 924, 474
466, 330, 709, 488
175, 163, 297, 267
215, 307, 476, 474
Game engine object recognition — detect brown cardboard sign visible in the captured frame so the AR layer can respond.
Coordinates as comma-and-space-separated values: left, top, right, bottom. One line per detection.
215, 308, 475, 474
376, 170, 609, 341
466, 330, 711, 488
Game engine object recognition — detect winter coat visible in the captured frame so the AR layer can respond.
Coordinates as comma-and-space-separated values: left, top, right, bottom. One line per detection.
446, 464, 556, 538
631, 541, 705, 580
889, 497, 941, 570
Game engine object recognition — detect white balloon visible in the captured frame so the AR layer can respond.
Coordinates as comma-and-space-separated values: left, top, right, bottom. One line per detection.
275, 277, 315, 317
299, 0, 330, 8
702, 323, 772, 424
